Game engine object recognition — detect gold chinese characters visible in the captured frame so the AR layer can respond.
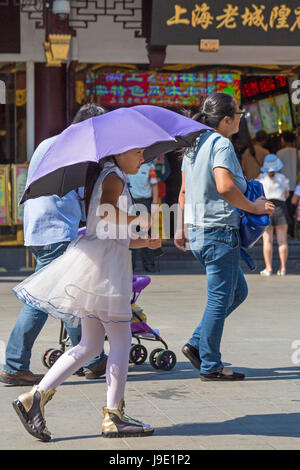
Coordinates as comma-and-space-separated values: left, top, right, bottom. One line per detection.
166, 3, 300, 32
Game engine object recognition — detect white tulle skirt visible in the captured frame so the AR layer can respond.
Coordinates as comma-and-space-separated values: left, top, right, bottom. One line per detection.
13, 235, 133, 327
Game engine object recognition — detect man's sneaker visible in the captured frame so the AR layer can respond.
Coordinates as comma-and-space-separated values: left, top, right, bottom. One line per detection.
181, 343, 201, 370
102, 399, 154, 438
12, 385, 56, 442
0, 370, 44, 386
84, 357, 107, 380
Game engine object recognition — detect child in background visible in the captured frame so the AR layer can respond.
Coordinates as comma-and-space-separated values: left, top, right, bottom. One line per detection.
257, 154, 290, 276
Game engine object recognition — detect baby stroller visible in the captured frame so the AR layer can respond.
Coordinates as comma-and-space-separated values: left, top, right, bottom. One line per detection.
41, 274, 177, 372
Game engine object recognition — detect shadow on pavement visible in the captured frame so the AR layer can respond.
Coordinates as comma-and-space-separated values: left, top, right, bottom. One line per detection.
51, 412, 300, 442
156, 413, 300, 438
61, 363, 300, 387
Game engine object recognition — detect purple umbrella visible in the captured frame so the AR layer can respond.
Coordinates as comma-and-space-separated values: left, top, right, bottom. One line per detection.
20, 106, 210, 203
133, 105, 211, 145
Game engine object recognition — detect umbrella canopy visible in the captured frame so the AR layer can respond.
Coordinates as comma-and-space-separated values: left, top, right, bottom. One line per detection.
133, 105, 211, 147
20, 106, 210, 204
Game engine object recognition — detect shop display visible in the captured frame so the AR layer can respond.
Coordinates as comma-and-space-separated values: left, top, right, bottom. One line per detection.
274, 93, 293, 131
0, 165, 11, 225
258, 97, 279, 134
11, 163, 28, 225
244, 102, 263, 138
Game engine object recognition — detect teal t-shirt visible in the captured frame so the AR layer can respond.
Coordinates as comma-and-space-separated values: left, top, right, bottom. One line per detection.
182, 131, 247, 229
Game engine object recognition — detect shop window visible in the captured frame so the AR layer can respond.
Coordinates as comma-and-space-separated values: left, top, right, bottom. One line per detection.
0, 63, 27, 245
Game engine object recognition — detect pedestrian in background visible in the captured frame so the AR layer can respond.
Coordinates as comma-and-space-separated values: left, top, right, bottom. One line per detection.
277, 131, 298, 237
257, 154, 290, 276
291, 182, 300, 240
0, 104, 108, 386
241, 130, 269, 180
128, 161, 159, 272
175, 92, 274, 381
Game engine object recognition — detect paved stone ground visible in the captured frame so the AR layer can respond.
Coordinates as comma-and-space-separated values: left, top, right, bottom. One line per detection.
1, 273, 300, 451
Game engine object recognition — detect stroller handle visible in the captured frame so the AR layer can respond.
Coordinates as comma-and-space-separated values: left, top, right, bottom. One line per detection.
132, 275, 151, 292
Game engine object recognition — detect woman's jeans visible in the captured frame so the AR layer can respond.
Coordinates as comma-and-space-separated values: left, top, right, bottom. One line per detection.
3, 242, 105, 374
188, 226, 248, 374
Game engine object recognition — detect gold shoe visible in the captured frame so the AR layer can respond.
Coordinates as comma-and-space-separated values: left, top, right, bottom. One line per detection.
12, 385, 56, 442
102, 399, 154, 438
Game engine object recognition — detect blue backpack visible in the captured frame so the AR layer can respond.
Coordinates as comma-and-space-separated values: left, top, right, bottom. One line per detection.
238, 179, 270, 249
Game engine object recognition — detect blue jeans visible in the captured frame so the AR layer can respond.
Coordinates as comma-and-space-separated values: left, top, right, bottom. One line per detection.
188, 227, 248, 375
3, 242, 106, 374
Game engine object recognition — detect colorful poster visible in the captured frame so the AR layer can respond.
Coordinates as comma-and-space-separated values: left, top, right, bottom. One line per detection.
244, 102, 263, 138
12, 164, 28, 224
274, 93, 293, 131
258, 97, 278, 134
85, 72, 241, 107
0, 165, 11, 225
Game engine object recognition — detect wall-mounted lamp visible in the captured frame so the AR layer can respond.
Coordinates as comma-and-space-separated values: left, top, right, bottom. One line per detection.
52, 0, 70, 20
44, 34, 71, 66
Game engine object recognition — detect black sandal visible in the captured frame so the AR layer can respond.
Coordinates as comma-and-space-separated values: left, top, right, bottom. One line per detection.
200, 370, 245, 381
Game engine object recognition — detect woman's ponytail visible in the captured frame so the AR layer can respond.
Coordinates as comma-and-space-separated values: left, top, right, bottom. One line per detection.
194, 92, 236, 129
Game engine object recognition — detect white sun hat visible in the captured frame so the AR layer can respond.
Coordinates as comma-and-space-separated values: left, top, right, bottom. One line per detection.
261, 154, 283, 173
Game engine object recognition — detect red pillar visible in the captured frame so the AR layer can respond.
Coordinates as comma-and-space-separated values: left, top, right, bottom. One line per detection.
34, 63, 67, 147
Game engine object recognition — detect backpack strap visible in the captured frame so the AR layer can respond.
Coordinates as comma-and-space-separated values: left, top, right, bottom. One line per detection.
193, 131, 222, 160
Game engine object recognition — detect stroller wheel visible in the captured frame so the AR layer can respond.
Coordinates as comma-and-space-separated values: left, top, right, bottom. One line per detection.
74, 367, 85, 377
149, 348, 164, 369
47, 349, 64, 368
156, 350, 177, 371
41, 349, 54, 369
129, 344, 148, 365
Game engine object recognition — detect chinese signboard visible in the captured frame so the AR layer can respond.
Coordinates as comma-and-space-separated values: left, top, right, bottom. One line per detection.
85, 72, 241, 107
151, 1, 300, 45
0, 165, 11, 225
11, 164, 28, 225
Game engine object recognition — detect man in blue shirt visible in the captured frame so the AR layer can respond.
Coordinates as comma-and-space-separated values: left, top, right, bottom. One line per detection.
0, 104, 107, 386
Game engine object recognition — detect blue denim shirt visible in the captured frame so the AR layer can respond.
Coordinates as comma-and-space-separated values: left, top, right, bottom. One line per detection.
182, 131, 247, 229
24, 136, 85, 246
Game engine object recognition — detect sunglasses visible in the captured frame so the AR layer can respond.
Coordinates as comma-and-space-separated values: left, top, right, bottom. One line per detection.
235, 109, 246, 117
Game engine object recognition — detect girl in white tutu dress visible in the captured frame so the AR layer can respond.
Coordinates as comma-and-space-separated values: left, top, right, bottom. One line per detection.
12, 148, 161, 441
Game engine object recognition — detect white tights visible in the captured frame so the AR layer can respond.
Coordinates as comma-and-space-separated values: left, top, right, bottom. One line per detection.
38, 316, 132, 409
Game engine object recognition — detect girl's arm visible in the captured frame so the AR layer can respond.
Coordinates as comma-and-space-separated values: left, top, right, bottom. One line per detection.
174, 171, 188, 251
214, 167, 275, 215
100, 174, 150, 229
130, 237, 162, 249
